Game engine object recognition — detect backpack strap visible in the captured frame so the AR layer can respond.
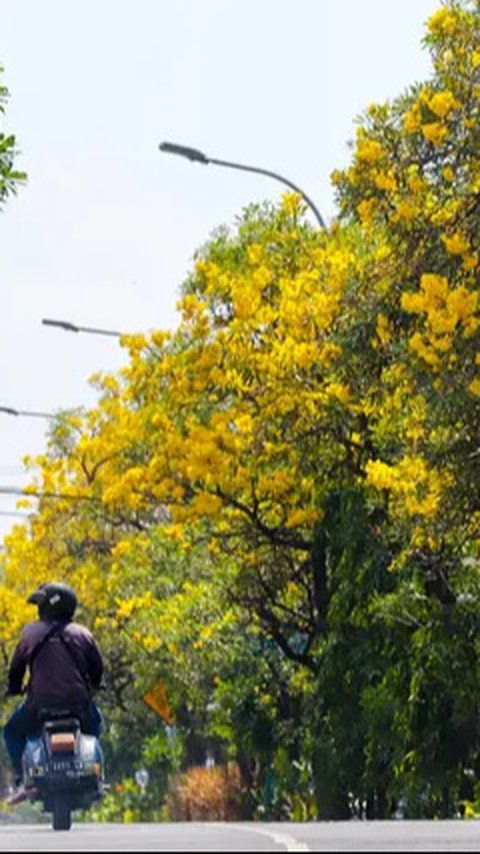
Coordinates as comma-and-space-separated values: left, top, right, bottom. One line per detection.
29, 623, 92, 694
28, 623, 63, 667
57, 632, 92, 693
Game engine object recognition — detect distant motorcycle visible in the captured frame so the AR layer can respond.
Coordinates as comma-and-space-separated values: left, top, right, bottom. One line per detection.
19, 707, 104, 831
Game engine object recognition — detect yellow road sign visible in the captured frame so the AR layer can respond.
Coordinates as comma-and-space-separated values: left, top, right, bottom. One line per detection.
143, 680, 176, 724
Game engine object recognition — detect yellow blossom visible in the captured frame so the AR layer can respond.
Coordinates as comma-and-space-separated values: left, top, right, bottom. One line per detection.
407, 170, 426, 194
111, 540, 133, 559
356, 138, 386, 164
420, 273, 450, 305
375, 244, 391, 262
247, 244, 263, 265
319, 342, 342, 365
376, 314, 393, 346
428, 91, 459, 119
357, 198, 377, 224
463, 254, 479, 272
404, 103, 422, 134
404, 492, 440, 517
446, 287, 477, 322
327, 383, 351, 405
393, 200, 417, 222
442, 165, 455, 183
442, 232, 470, 255
282, 192, 303, 217
285, 508, 322, 529
365, 459, 397, 490
427, 8, 459, 36
422, 122, 448, 146
191, 492, 223, 517
374, 170, 397, 192
408, 333, 441, 368
234, 414, 254, 434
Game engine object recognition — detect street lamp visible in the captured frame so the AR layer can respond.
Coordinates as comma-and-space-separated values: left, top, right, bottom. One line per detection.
0, 406, 53, 419
42, 318, 123, 338
0, 511, 30, 518
159, 141, 326, 230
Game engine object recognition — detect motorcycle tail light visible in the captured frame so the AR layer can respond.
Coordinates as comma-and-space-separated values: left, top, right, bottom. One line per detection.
50, 733, 76, 753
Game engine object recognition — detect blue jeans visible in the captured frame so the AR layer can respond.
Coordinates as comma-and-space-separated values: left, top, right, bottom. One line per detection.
3, 701, 103, 779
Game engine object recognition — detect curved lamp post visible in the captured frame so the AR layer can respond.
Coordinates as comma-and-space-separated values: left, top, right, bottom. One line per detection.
0, 406, 52, 419
42, 318, 123, 338
159, 142, 326, 230
0, 510, 30, 518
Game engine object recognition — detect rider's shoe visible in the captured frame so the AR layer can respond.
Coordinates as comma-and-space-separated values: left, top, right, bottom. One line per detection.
4, 779, 34, 806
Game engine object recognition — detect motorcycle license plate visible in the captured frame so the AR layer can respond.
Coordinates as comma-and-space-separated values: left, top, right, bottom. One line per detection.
50, 760, 83, 773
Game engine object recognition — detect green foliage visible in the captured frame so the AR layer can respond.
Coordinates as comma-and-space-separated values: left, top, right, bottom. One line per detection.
88, 777, 164, 824
2, 2, 480, 823
0, 65, 26, 206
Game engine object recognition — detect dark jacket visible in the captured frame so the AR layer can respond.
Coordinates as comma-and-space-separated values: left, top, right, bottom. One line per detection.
7, 618, 104, 711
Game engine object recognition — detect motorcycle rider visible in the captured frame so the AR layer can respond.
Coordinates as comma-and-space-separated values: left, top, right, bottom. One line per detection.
3, 582, 104, 792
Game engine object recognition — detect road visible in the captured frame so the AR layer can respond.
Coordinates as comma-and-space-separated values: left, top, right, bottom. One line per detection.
1, 820, 480, 850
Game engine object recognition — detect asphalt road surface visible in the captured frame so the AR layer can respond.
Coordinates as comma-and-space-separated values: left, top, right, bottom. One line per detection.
1, 820, 480, 850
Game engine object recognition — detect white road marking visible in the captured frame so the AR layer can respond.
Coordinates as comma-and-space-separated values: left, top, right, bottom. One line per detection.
209, 823, 310, 851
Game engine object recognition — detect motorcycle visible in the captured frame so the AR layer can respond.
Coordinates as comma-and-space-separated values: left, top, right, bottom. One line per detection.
19, 707, 104, 831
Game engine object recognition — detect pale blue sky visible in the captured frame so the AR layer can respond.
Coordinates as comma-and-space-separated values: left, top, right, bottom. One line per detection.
1, 0, 440, 537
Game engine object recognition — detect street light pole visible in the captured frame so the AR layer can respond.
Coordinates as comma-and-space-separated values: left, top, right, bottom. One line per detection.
42, 318, 123, 338
159, 141, 326, 230
0, 511, 30, 518
0, 406, 53, 419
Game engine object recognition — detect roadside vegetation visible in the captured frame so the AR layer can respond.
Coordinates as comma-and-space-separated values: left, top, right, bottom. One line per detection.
1, 0, 479, 820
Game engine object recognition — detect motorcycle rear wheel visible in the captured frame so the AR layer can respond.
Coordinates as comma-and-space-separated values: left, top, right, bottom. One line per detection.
52, 796, 72, 831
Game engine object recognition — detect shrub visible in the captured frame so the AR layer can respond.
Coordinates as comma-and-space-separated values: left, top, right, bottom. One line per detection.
166, 764, 245, 821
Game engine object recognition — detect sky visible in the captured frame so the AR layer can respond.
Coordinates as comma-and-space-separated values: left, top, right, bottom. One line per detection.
0, 0, 440, 541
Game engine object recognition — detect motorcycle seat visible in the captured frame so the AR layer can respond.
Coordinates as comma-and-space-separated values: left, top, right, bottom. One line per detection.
37, 707, 81, 723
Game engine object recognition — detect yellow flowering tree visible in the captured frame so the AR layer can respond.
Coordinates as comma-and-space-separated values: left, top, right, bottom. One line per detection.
332, 0, 479, 568
1, 0, 480, 819
329, 0, 480, 814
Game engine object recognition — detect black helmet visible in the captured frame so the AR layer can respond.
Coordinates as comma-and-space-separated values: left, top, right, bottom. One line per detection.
27, 582, 77, 621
